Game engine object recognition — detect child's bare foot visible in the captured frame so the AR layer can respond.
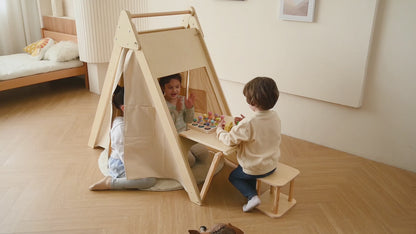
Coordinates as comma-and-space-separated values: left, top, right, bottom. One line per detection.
89, 176, 112, 191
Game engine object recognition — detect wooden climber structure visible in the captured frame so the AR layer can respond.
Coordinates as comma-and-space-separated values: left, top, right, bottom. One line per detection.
88, 8, 231, 205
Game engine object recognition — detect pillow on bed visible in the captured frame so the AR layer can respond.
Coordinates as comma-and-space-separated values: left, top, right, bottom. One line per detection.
23, 41, 38, 54
23, 38, 55, 60
44, 41, 79, 62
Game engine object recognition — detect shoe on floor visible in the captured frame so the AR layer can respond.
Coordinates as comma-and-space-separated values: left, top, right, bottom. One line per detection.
243, 195, 261, 212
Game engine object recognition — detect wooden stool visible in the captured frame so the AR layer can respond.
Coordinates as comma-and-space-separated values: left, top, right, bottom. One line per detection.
255, 162, 300, 218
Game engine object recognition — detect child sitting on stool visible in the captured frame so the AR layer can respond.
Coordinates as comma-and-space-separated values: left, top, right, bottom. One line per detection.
216, 77, 281, 212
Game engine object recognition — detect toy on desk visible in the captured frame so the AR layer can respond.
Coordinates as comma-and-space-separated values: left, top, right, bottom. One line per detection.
224, 121, 234, 132
188, 112, 230, 134
221, 114, 244, 132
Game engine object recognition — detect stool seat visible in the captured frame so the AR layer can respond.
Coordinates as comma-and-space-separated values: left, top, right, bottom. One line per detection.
256, 162, 300, 218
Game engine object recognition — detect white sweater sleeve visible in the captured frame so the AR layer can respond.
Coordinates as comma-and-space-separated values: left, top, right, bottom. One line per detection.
216, 119, 251, 146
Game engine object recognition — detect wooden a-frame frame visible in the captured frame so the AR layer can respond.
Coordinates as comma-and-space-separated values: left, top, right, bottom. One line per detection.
88, 8, 231, 205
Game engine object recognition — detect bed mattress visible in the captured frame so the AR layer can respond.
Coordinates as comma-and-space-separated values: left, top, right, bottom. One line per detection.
0, 53, 84, 81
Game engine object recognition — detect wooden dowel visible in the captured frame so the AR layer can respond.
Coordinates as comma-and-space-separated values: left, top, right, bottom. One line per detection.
256, 180, 261, 195
137, 26, 186, 35
288, 180, 295, 202
131, 9, 193, 18
272, 187, 280, 214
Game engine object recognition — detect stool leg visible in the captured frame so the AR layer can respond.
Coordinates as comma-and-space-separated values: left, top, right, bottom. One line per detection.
256, 180, 261, 195
272, 186, 280, 214
288, 180, 295, 202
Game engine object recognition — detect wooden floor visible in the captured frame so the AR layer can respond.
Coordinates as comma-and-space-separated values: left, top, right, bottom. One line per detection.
0, 78, 415, 234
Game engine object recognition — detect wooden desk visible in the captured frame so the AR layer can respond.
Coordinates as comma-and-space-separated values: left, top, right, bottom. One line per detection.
180, 125, 236, 201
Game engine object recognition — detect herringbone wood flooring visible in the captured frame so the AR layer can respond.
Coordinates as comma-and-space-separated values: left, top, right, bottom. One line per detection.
0, 78, 415, 234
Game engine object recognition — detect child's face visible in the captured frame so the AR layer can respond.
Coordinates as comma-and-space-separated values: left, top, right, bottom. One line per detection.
163, 78, 181, 102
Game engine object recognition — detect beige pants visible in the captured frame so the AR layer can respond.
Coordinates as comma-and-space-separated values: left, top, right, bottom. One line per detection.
187, 143, 209, 168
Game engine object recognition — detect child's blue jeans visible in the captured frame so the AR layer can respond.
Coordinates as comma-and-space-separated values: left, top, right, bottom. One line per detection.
229, 165, 276, 200
108, 157, 126, 178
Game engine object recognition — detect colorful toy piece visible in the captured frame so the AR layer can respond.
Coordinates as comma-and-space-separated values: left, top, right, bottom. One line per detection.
224, 121, 234, 132
188, 112, 227, 133
188, 112, 236, 134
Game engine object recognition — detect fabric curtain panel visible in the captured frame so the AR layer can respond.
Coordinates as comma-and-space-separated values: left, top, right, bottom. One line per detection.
0, 0, 41, 56
72, 0, 148, 63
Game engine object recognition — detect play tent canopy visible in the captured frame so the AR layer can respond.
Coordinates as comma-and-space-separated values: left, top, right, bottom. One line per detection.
88, 8, 231, 205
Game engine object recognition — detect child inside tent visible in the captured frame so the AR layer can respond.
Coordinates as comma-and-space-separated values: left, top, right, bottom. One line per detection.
89, 86, 157, 190
159, 73, 208, 167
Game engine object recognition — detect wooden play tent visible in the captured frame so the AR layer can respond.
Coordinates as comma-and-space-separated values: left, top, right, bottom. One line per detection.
88, 8, 231, 205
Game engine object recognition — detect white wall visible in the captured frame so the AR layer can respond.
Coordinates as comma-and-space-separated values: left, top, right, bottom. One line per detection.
70, 0, 415, 172
194, 0, 416, 172
190, 0, 378, 108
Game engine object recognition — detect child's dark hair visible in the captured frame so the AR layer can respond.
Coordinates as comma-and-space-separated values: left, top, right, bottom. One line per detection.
158, 73, 182, 93
112, 86, 124, 111
243, 77, 279, 110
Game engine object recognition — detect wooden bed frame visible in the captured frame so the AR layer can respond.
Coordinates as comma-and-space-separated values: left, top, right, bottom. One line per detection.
0, 16, 89, 92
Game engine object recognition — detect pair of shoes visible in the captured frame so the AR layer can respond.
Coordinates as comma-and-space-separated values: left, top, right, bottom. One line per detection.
243, 195, 261, 212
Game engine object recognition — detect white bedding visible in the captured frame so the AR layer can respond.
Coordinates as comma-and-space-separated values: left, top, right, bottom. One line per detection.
0, 53, 83, 81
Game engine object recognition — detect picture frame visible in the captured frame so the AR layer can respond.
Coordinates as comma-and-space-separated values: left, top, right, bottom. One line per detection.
279, 0, 315, 22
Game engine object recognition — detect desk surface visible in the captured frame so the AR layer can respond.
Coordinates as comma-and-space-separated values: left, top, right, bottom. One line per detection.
179, 128, 236, 155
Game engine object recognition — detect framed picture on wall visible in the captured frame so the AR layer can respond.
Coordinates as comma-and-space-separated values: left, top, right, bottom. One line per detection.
280, 0, 315, 22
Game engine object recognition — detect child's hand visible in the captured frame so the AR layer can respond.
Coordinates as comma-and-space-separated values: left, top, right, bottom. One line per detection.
234, 114, 245, 125
216, 120, 225, 135
218, 120, 225, 130
176, 96, 183, 112
185, 93, 195, 109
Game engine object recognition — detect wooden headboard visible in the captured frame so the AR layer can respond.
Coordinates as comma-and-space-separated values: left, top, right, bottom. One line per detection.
41, 16, 77, 43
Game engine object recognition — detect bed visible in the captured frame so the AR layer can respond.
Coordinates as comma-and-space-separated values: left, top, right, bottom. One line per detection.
0, 16, 88, 92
